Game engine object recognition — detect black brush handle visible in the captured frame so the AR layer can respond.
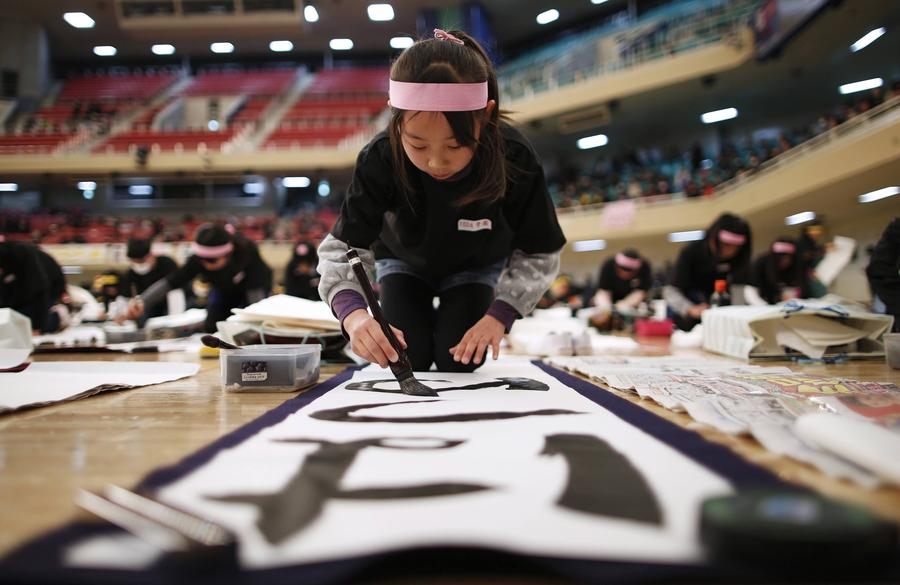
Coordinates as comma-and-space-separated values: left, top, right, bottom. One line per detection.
346, 250, 411, 371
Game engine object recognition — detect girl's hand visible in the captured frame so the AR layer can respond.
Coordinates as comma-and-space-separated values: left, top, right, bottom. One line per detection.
344, 309, 406, 368
449, 315, 505, 365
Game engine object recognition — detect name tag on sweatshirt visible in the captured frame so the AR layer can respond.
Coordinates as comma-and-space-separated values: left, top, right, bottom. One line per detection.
458, 219, 492, 232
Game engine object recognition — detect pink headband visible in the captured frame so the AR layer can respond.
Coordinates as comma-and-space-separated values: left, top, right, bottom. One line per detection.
718, 229, 747, 246
389, 79, 488, 112
192, 241, 233, 259
615, 253, 642, 271
388, 28, 487, 111
772, 241, 796, 254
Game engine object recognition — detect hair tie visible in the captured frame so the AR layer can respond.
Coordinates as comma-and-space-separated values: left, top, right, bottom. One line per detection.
434, 29, 464, 45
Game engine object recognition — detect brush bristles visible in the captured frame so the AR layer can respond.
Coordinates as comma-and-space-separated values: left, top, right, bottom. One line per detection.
398, 376, 439, 397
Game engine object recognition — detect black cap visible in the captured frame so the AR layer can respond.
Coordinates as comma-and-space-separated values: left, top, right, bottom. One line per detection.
126, 238, 151, 260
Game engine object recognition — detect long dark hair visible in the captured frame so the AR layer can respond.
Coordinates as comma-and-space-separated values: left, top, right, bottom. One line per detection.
706, 212, 753, 270
388, 29, 508, 207
763, 236, 803, 297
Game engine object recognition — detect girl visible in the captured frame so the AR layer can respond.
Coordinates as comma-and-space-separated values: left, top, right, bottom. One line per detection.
749, 237, 811, 304
317, 29, 565, 372
589, 249, 651, 330
125, 223, 272, 332
284, 241, 320, 300
664, 213, 752, 331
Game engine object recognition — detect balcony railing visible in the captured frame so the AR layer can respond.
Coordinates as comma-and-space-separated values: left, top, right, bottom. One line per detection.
555, 94, 900, 216
500, 0, 758, 103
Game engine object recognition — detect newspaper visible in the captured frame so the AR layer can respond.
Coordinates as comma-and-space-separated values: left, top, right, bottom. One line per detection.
545, 355, 896, 486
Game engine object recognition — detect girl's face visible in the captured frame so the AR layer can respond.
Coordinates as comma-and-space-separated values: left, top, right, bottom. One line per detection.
400, 102, 494, 181
400, 111, 476, 180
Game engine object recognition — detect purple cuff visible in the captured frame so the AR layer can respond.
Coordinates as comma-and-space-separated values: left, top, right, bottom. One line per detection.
331, 289, 368, 338
486, 299, 520, 333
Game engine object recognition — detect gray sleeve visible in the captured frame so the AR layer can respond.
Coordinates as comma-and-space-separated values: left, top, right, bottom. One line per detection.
316, 234, 375, 306
663, 284, 693, 317
139, 279, 173, 311
494, 248, 561, 317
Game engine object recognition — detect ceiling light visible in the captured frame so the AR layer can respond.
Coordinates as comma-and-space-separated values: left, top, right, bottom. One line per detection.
269, 40, 293, 52
367, 4, 394, 21
0, 183, 18, 192
210, 42, 235, 54
858, 186, 899, 204
83, 190, 94, 200
282, 176, 311, 188
576, 134, 608, 150
63, 12, 95, 28
152, 44, 175, 55
129, 185, 153, 196
701, 107, 738, 124
839, 78, 882, 95
304, 5, 319, 22
77, 181, 96, 190
668, 230, 705, 243
329, 38, 353, 51
93, 46, 117, 57
318, 180, 331, 197
536, 9, 559, 25
850, 27, 885, 52
573, 239, 606, 252
785, 211, 816, 226
591, 0, 609, 3
207, 120, 220, 131
390, 36, 414, 49
243, 182, 265, 195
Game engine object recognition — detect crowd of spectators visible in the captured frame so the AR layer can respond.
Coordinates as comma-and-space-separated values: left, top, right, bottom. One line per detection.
0, 207, 338, 246
548, 84, 899, 209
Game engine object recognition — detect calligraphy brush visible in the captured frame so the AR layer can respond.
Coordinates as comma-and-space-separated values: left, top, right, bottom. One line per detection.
346, 249, 437, 397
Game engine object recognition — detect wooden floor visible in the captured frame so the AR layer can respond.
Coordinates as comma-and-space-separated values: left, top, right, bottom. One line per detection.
1, 345, 898, 559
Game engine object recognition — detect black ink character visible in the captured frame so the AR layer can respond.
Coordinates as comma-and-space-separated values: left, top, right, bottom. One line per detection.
310, 400, 582, 424
542, 434, 662, 525
344, 377, 550, 394
206, 437, 489, 544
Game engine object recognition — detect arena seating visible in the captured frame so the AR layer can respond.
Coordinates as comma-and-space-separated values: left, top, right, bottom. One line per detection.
93, 129, 236, 154
549, 89, 898, 209
302, 67, 389, 97
182, 70, 296, 97
230, 97, 274, 126
0, 208, 338, 245
56, 72, 180, 102
263, 125, 366, 148
0, 132, 75, 155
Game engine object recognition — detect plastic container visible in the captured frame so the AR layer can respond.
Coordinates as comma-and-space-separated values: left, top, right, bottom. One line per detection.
634, 318, 674, 337
885, 333, 900, 370
220, 344, 321, 392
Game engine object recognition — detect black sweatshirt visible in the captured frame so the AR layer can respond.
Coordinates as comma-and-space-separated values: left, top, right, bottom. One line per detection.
330, 124, 566, 281
140, 235, 272, 311
866, 217, 900, 329
672, 238, 750, 303
0, 242, 56, 330
598, 257, 651, 302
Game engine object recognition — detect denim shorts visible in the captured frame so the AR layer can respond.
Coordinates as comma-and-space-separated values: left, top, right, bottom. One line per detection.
375, 258, 506, 292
